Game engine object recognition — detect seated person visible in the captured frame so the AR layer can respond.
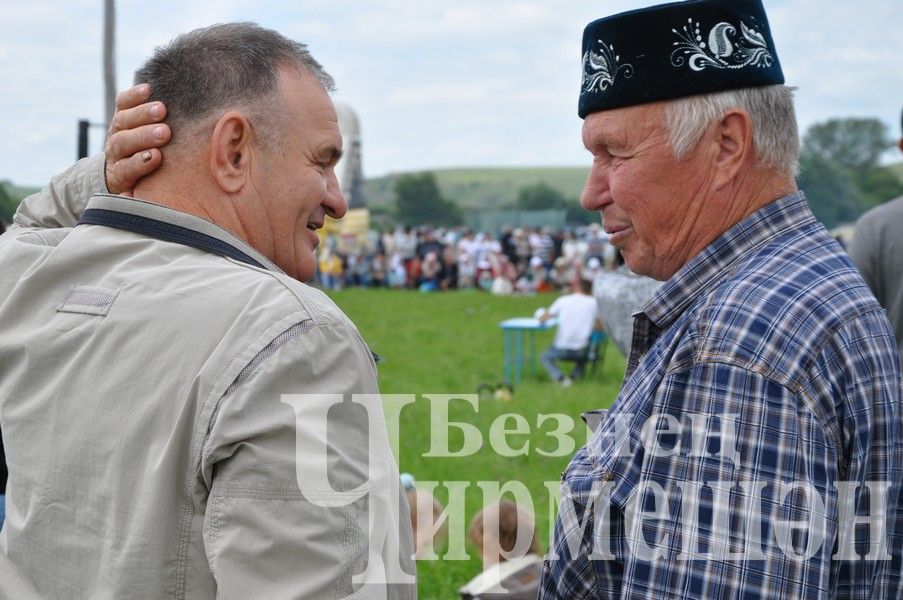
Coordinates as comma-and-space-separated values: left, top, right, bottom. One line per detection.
403, 475, 448, 559
459, 500, 542, 599
538, 278, 600, 386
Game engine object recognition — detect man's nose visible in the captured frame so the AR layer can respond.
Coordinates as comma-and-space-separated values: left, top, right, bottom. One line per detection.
580, 165, 610, 212
324, 169, 348, 220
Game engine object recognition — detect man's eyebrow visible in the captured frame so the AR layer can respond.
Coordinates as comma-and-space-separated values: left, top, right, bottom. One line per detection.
601, 128, 630, 149
586, 129, 627, 153
324, 146, 343, 164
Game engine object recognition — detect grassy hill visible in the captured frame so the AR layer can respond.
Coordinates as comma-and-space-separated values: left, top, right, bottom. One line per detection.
364, 161, 903, 227
0, 181, 40, 223
363, 166, 589, 210
888, 160, 903, 183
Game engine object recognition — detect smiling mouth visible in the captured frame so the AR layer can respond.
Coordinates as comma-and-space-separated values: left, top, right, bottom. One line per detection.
306, 222, 322, 232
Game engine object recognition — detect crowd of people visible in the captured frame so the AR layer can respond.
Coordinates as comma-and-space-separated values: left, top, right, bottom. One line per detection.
316, 224, 622, 293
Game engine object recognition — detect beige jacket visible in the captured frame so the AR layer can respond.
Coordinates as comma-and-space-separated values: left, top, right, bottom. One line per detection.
0, 155, 416, 599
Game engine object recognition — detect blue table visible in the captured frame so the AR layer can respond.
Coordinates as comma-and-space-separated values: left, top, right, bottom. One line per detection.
499, 317, 557, 385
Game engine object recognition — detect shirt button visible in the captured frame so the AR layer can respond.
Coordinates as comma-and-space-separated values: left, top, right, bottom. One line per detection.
601, 471, 614, 482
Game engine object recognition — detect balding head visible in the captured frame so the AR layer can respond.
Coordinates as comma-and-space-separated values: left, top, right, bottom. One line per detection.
133, 22, 334, 155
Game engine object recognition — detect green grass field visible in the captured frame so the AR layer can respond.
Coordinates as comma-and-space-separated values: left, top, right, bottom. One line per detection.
328, 288, 626, 599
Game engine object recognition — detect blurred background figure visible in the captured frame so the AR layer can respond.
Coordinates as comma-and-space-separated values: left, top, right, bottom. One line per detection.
538, 277, 600, 386
419, 251, 441, 292
317, 248, 344, 290
459, 500, 542, 600
849, 108, 903, 364
402, 474, 448, 559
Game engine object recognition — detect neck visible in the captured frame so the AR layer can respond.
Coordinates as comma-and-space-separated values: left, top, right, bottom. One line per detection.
658, 167, 797, 281
723, 168, 797, 227
132, 172, 254, 246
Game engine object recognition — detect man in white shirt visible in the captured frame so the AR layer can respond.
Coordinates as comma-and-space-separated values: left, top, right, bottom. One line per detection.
539, 278, 600, 386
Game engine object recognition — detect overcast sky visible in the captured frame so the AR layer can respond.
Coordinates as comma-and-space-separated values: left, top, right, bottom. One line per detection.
1, 0, 901, 186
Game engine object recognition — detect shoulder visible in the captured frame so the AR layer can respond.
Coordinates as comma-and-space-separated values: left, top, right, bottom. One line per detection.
692, 222, 886, 381
199, 258, 357, 331
856, 195, 903, 227
852, 196, 903, 250
143, 255, 367, 384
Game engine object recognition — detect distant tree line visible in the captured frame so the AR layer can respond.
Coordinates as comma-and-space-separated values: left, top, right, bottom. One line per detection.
391, 172, 462, 227
390, 173, 593, 227
386, 116, 903, 230
797, 117, 903, 228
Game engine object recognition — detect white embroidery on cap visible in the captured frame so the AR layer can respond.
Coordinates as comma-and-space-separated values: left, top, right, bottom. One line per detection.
671, 17, 773, 71
582, 39, 634, 93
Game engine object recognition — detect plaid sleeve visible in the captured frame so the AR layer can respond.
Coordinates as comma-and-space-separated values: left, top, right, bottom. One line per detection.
609, 361, 843, 599
544, 361, 871, 599
822, 310, 903, 599
542, 300, 902, 600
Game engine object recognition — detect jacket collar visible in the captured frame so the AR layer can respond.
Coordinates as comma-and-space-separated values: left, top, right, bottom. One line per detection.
79, 194, 284, 273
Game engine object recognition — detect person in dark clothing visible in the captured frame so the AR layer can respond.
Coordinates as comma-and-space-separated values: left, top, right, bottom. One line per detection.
415, 228, 444, 260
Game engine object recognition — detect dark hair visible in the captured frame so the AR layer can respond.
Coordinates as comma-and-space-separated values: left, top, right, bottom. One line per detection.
578, 277, 593, 294
134, 22, 334, 145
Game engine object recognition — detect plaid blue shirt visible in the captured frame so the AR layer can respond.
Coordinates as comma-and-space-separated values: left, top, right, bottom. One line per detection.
541, 193, 903, 599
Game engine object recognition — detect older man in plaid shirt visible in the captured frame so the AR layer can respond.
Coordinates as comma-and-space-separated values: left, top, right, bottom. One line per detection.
541, 0, 903, 598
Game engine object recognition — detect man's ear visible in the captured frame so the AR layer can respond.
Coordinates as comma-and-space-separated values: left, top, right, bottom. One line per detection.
711, 108, 753, 190
209, 111, 253, 194
898, 138, 903, 154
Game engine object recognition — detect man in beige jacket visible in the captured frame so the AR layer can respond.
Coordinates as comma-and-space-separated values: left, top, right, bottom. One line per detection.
0, 23, 415, 599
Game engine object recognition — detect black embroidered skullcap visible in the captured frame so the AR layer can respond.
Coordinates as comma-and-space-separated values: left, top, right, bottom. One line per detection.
578, 0, 784, 118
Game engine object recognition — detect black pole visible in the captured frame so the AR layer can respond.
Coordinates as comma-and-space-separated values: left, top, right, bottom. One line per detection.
77, 119, 90, 160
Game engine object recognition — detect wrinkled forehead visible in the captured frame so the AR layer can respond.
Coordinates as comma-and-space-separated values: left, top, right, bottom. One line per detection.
582, 102, 665, 149
276, 67, 342, 143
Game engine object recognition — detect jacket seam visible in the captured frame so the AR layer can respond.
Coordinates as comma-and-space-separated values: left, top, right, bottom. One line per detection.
174, 309, 311, 598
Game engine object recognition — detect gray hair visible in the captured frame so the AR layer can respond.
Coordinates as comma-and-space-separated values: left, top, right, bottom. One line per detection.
664, 85, 799, 177
134, 22, 335, 150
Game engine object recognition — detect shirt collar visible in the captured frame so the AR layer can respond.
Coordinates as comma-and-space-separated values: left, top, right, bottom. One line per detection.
639, 191, 816, 330
79, 194, 284, 273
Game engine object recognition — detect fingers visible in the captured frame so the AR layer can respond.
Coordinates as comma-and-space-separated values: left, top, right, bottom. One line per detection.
105, 122, 172, 163
105, 147, 166, 196
106, 83, 170, 170
109, 99, 167, 136
104, 121, 171, 196
104, 124, 171, 195
104, 84, 172, 195
115, 83, 151, 112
